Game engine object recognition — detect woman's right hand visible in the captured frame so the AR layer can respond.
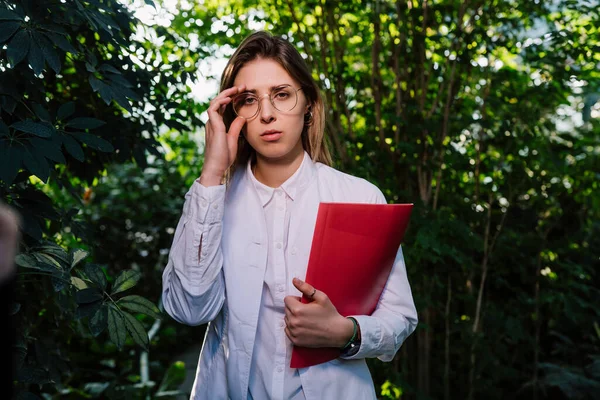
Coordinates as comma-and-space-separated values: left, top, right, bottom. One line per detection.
199, 85, 247, 186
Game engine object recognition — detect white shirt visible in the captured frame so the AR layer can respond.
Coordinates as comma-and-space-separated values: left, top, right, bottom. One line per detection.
247, 157, 307, 399
162, 151, 418, 400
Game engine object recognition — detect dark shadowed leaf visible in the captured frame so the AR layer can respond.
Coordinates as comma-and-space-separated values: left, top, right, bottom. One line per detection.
22, 146, 50, 182
75, 301, 101, 320
121, 311, 149, 350
0, 21, 21, 43
7, 28, 30, 66
42, 31, 77, 54
36, 33, 61, 74
75, 288, 103, 304
118, 295, 161, 319
89, 306, 108, 336
75, 132, 114, 152
31, 103, 51, 122
0, 10, 23, 21
28, 40, 44, 75
61, 134, 84, 161
107, 306, 126, 349
28, 137, 66, 164
66, 118, 106, 130
0, 144, 23, 185
11, 120, 52, 137
57, 102, 75, 120
84, 264, 107, 289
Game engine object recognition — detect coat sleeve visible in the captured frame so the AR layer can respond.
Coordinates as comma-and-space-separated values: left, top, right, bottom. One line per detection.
341, 188, 418, 361
161, 180, 226, 326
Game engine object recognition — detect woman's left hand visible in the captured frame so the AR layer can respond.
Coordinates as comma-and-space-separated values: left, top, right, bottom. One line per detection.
283, 278, 354, 348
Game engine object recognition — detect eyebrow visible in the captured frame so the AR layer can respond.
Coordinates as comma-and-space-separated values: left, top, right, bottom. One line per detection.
241, 84, 291, 95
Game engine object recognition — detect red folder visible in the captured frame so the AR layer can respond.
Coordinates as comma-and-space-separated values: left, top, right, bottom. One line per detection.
290, 202, 413, 368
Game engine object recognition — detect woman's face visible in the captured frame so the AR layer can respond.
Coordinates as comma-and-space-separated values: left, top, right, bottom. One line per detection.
233, 58, 308, 163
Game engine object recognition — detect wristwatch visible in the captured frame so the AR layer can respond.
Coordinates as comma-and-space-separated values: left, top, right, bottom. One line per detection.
340, 317, 361, 357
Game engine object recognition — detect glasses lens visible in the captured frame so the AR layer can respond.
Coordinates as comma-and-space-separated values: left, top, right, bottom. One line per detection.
233, 94, 259, 119
271, 86, 298, 112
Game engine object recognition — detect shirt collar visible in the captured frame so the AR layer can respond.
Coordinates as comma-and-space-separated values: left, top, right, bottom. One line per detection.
247, 151, 312, 207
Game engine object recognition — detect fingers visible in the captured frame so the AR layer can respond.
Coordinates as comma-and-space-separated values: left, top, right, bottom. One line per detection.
292, 277, 326, 302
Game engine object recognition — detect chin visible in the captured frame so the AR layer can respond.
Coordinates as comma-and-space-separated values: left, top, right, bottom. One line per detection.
251, 140, 303, 161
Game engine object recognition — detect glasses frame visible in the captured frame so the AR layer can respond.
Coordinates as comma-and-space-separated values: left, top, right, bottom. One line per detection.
232, 85, 304, 120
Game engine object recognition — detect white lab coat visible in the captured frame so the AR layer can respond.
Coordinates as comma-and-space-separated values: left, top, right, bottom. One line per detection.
162, 154, 418, 399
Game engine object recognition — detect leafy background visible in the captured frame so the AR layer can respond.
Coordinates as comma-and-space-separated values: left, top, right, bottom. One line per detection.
1, 0, 599, 399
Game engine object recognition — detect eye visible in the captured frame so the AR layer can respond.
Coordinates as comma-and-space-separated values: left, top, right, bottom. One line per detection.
274, 90, 291, 99
241, 96, 257, 105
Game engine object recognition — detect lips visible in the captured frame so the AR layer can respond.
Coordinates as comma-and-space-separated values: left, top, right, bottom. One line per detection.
260, 130, 282, 142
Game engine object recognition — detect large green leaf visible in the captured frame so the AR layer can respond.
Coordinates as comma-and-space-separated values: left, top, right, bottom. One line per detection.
0, 21, 21, 43
36, 33, 61, 74
22, 146, 50, 182
28, 137, 66, 164
0, 143, 23, 185
121, 311, 149, 350
107, 306, 126, 349
28, 40, 44, 75
65, 117, 106, 130
75, 132, 114, 152
89, 306, 108, 337
11, 120, 52, 137
75, 301, 101, 320
75, 288, 103, 304
84, 264, 107, 290
7, 29, 30, 66
61, 134, 84, 161
42, 31, 77, 54
118, 295, 161, 319
0, 10, 23, 21
111, 270, 141, 295
56, 102, 75, 121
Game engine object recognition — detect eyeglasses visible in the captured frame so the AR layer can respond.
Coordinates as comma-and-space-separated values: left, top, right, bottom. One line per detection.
232, 85, 303, 120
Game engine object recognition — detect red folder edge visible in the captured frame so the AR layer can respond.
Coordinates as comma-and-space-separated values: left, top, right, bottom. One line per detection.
290, 202, 413, 368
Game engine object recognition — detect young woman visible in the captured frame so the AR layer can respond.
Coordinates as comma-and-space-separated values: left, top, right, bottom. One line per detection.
162, 31, 418, 400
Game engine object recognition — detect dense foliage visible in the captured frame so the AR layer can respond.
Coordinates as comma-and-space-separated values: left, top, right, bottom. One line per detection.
2, 0, 599, 399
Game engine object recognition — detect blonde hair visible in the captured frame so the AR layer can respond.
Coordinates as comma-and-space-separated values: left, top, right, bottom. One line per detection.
219, 31, 332, 181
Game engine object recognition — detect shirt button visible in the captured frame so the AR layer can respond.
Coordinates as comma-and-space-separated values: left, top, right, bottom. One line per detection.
276, 242, 282, 249
291, 248, 297, 256
212, 204, 218, 209
277, 191, 284, 197
277, 366, 283, 373
279, 321, 285, 328
200, 199, 208, 207
278, 285, 284, 292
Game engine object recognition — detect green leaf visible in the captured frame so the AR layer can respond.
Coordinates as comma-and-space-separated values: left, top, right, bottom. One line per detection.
62, 134, 84, 161
37, 33, 61, 74
43, 31, 77, 54
75, 300, 101, 320
75, 288, 103, 304
57, 102, 75, 120
70, 248, 88, 269
121, 311, 149, 350
107, 306, 126, 349
0, 144, 23, 185
31, 103, 51, 122
15, 254, 54, 272
144, 0, 156, 8
7, 29, 30, 66
22, 146, 50, 182
0, 120, 8, 136
11, 120, 52, 137
75, 132, 114, 152
118, 295, 161, 319
28, 137, 66, 164
111, 270, 141, 295
0, 22, 21, 43
108, 86, 133, 113
98, 64, 121, 74
89, 306, 108, 336
66, 117, 106, 130
0, 10, 23, 21
84, 264, 107, 289
28, 40, 44, 75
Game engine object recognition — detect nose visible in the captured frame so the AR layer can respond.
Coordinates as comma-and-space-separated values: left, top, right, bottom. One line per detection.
259, 95, 276, 123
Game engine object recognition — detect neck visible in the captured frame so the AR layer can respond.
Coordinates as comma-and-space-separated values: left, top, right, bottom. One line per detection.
253, 144, 305, 188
